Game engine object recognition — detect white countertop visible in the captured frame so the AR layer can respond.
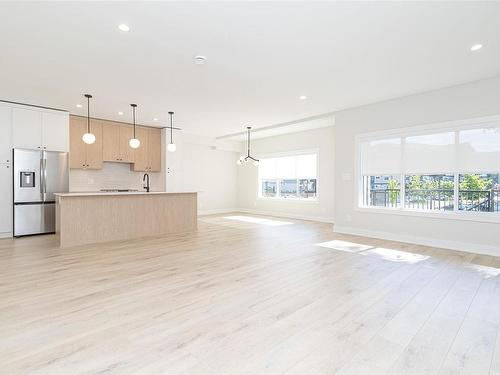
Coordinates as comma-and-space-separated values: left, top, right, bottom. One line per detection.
54, 191, 197, 197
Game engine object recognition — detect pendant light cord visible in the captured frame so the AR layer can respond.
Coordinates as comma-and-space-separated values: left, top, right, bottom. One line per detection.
169, 111, 174, 143
84, 94, 92, 133
131, 104, 137, 138
247, 127, 251, 157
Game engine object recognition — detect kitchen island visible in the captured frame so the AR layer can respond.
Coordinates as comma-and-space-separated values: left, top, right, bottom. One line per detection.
54, 192, 197, 248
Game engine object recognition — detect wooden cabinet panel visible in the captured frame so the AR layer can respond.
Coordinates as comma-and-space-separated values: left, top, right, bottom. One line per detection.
132, 127, 149, 171
69, 117, 103, 169
102, 123, 120, 162
12, 108, 42, 150
148, 128, 162, 172
42, 112, 69, 152
69, 117, 87, 169
86, 121, 103, 169
119, 125, 135, 163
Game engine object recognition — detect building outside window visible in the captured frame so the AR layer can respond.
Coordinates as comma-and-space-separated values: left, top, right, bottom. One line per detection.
258, 152, 318, 200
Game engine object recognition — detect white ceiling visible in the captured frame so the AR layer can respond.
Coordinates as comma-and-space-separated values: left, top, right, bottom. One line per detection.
1, 1, 499, 137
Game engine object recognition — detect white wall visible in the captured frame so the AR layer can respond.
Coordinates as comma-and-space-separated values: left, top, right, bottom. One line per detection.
334, 76, 500, 256
237, 126, 335, 222
165, 132, 239, 214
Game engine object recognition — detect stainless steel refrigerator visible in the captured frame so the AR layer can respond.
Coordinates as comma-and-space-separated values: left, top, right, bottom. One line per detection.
13, 149, 68, 236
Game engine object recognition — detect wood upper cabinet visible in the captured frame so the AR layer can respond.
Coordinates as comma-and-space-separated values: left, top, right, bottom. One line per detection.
132, 127, 149, 171
131, 127, 162, 172
69, 116, 103, 169
119, 125, 135, 163
102, 122, 135, 163
148, 128, 162, 172
70, 116, 161, 171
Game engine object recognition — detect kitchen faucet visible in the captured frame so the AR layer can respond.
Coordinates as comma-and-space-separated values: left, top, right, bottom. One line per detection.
143, 173, 150, 193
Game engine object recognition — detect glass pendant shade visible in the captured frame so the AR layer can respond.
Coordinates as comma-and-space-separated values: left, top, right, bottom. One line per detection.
129, 138, 140, 149
82, 132, 96, 145
167, 143, 177, 152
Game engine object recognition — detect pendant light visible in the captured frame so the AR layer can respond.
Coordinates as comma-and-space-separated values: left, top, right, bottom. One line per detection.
82, 94, 96, 144
167, 111, 176, 152
129, 104, 140, 149
237, 126, 259, 166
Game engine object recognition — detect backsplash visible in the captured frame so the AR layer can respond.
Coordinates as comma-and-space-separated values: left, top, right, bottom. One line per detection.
69, 162, 165, 192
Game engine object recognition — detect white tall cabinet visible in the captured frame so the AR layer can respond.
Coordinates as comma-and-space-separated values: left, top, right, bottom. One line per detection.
0, 101, 69, 238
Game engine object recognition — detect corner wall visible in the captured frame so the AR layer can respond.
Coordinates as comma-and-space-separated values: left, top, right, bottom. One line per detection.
165, 132, 240, 214
334, 76, 500, 256
237, 126, 335, 222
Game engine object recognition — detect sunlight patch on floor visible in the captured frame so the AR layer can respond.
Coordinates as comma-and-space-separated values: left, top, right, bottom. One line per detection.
466, 264, 500, 278
223, 215, 294, 226
315, 240, 374, 253
362, 247, 430, 264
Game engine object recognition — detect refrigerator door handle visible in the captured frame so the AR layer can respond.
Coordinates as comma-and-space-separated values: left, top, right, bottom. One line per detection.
43, 158, 47, 196
39, 157, 44, 197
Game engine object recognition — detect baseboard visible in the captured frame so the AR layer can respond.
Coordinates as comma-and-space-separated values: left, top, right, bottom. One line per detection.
334, 225, 500, 257
237, 208, 334, 224
198, 208, 240, 216
0, 232, 12, 239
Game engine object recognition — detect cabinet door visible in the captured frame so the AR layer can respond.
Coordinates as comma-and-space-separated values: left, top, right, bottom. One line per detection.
69, 116, 87, 169
119, 125, 135, 163
148, 128, 162, 172
102, 123, 121, 161
0, 105, 12, 163
86, 120, 103, 169
0, 163, 12, 235
131, 126, 149, 171
42, 112, 69, 152
12, 107, 42, 149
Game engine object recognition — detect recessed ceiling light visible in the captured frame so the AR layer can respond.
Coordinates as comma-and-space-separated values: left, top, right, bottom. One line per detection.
299, 95, 307, 100
76, 104, 83, 108
118, 24, 130, 32
470, 44, 483, 52
153, 118, 158, 121
118, 111, 124, 116
194, 55, 207, 65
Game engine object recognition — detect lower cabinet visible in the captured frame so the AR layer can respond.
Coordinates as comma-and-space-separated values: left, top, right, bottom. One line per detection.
0, 163, 12, 236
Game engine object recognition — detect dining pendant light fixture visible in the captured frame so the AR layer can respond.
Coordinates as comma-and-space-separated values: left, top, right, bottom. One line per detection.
237, 126, 259, 166
129, 104, 140, 149
167, 111, 176, 152
82, 94, 96, 144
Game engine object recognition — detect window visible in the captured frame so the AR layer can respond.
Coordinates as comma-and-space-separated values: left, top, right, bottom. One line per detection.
358, 117, 500, 217
404, 174, 454, 211
362, 175, 401, 208
258, 153, 317, 200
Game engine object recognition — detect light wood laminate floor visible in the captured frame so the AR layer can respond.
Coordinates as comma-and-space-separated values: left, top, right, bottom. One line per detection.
1, 213, 499, 375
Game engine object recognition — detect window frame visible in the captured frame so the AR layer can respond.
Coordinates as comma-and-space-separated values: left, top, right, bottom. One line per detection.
355, 114, 500, 223
257, 149, 320, 203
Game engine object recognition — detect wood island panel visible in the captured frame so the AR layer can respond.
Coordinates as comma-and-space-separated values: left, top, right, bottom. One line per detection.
56, 193, 197, 247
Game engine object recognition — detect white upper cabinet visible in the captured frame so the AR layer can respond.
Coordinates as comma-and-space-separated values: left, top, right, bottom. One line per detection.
0, 104, 12, 163
12, 106, 69, 152
12, 107, 42, 150
42, 112, 69, 152
0, 163, 12, 235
